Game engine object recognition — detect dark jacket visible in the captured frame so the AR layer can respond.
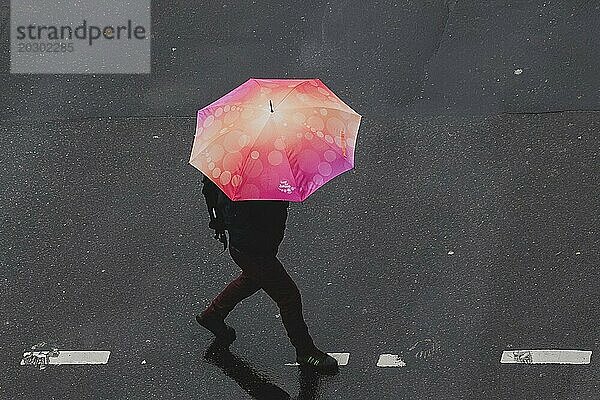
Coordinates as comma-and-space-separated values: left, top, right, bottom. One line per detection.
219, 194, 290, 256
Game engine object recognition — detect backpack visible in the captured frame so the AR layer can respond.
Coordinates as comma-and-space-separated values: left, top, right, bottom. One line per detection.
201, 174, 229, 252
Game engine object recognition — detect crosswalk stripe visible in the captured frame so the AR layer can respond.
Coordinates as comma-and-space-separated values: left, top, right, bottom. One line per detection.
285, 352, 350, 366
500, 350, 592, 364
21, 350, 110, 367
376, 354, 407, 367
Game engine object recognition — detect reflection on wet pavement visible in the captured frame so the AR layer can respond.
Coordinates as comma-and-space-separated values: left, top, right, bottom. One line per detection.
204, 340, 325, 400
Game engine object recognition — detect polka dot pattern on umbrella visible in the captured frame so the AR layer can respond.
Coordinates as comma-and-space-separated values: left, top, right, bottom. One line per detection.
189, 78, 362, 201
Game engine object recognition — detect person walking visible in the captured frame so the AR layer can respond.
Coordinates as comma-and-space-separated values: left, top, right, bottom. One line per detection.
196, 174, 338, 374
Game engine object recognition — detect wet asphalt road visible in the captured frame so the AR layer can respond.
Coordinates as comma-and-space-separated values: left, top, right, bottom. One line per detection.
1, 1, 599, 399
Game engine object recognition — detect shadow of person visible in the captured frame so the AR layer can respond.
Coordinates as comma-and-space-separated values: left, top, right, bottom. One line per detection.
296, 368, 322, 400
204, 340, 290, 399
203, 340, 325, 400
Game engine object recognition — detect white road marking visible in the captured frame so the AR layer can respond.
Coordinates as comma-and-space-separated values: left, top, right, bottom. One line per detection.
21, 351, 110, 366
285, 352, 349, 366
500, 350, 592, 364
377, 354, 407, 367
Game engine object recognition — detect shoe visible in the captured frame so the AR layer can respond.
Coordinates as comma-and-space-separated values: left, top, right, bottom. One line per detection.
296, 347, 339, 374
196, 313, 236, 346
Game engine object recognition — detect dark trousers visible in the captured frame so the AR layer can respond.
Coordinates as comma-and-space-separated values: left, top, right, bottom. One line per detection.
203, 245, 315, 354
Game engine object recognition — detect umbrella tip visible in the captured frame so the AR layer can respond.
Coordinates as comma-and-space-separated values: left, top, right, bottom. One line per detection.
269, 100, 274, 113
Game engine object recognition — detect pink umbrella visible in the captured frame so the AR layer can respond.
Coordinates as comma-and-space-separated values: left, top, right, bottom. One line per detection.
189, 78, 361, 201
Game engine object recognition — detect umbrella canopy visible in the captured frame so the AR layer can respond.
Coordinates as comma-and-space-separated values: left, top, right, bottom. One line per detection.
189, 78, 361, 201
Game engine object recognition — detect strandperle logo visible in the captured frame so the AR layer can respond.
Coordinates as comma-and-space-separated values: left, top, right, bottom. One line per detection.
14, 20, 147, 46
10, 0, 151, 74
